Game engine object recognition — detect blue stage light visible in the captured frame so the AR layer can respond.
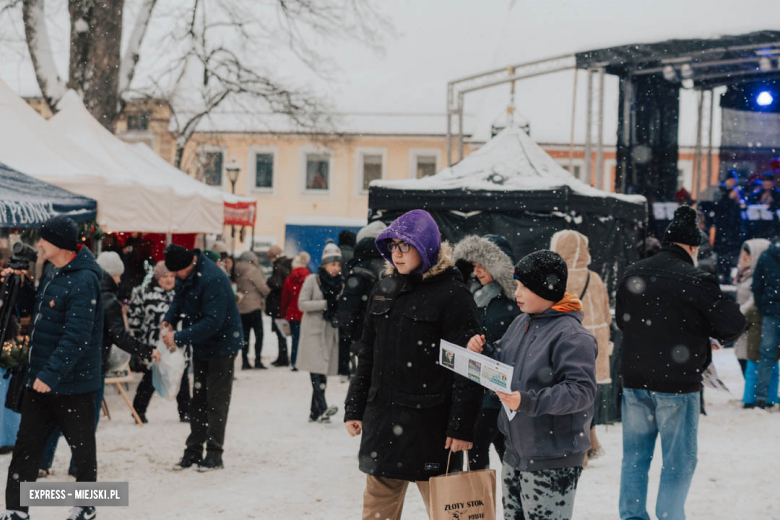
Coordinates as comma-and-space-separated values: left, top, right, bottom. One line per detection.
757, 91, 774, 106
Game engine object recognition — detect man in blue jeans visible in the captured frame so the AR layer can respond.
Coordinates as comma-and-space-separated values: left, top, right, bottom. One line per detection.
616, 206, 745, 520
752, 241, 780, 409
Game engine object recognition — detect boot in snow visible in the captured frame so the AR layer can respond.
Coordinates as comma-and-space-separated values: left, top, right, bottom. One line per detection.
174, 450, 202, 470
197, 453, 224, 472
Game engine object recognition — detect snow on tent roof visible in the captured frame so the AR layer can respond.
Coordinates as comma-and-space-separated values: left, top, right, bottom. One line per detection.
371, 126, 645, 204
0, 162, 97, 227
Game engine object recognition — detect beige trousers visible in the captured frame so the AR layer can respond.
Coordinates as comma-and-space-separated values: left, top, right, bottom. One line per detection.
362, 475, 432, 520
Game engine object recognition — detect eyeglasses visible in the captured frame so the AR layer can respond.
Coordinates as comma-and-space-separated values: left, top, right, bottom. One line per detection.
387, 242, 412, 254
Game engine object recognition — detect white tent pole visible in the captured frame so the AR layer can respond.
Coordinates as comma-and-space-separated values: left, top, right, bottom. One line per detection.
569, 69, 578, 176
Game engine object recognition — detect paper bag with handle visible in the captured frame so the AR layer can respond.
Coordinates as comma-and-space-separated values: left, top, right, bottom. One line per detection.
429, 450, 496, 520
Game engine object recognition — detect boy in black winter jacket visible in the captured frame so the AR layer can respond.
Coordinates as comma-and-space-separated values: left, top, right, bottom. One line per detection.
468, 250, 596, 520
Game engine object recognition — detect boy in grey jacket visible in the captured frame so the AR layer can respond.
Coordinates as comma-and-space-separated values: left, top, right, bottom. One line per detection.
468, 250, 597, 520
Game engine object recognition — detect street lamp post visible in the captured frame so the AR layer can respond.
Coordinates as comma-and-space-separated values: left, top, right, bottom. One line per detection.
225, 158, 241, 255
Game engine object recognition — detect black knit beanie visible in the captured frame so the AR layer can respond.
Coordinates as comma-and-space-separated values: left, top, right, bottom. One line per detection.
513, 250, 568, 303
164, 244, 195, 272
39, 216, 79, 252
663, 206, 702, 247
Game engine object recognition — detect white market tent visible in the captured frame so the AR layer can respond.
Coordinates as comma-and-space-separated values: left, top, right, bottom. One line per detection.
127, 140, 256, 224
0, 78, 133, 227
49, 91, 224, 234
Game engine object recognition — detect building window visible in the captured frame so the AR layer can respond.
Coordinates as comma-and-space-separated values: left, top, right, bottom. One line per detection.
305, 152, 330, 191
563, 164, 581, 178
360, 153, 384, 192
203, 151, 223, 187
255, 153, 274, 190
126, 112, 150, 131
416, 154, 438, 178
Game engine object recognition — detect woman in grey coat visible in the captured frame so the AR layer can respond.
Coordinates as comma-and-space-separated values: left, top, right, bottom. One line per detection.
297, 242, 344, 423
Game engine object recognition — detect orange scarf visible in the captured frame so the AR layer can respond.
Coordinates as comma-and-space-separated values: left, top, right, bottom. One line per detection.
552, 291, 583, 312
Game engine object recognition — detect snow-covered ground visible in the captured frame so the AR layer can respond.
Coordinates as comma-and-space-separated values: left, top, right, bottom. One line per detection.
3, 318, 779, 519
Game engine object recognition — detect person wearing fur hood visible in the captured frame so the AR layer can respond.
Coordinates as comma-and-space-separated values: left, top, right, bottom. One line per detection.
735, 238, 779, 407
344, 210, 482, 519
551, 230, 612, 463
453, 234, 521, 471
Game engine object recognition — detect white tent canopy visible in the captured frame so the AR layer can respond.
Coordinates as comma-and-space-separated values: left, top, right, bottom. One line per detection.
0, 78, 132, 226
372, 126, 645, 204
49, 91, 224, 233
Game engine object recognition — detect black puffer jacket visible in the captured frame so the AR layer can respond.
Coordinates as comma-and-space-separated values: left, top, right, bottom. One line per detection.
344, 243, 482, 482
99, 271, 153, 374
26, 246, 103, 395
617, 244, 745, 394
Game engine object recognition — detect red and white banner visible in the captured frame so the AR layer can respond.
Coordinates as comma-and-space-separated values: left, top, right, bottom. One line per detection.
224, 200, 257, 226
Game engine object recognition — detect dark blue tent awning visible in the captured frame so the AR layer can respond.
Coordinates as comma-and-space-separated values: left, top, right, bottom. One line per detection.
0, 163, 97, 228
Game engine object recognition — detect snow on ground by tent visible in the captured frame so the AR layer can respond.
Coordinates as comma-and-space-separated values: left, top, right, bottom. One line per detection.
4, 318, 778, 519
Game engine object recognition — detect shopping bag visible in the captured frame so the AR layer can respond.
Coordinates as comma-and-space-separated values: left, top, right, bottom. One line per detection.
152, 339, 186, 401
429, 451, 496, 520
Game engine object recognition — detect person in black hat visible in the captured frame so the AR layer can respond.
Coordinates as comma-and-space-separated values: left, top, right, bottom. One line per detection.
466, 249, 596, 520
615, 206, 745, 520
0, 216, 103, 520
161, 244, 243, 471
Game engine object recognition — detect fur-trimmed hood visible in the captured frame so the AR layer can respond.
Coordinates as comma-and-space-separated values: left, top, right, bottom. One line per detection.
452, 235, 516, 297
384, 241, 455, 280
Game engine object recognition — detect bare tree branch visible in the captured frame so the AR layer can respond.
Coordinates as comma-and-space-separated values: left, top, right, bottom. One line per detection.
118, 0, 157, 95
21, 0, 67, 111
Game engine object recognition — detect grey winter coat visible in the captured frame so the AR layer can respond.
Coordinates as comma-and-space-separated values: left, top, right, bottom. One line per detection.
296, 274, 339, 375
493, 308, 597, 472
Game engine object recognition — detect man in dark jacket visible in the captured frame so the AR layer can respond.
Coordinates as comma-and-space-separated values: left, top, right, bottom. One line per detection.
710, 170, 745, 281
616, 206, 745, 520
751, 242, 780, 409
337, 222, 386, 378
265, 245, 293, 366
344, 210, 482, 519
39, 252, 158, 476
162, 245, 243, 471
2, 216, 103, 520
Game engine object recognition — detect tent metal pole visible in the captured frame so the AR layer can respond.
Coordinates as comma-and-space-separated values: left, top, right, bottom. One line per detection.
568, 69, 578, 176
446, 112, 452, 167
458, 93, 464, 162
584, 69, 594, 184
707, 89, 715, 188
692, 89, 704, 198
596, 67, 605, 190
166, 232, 172, 246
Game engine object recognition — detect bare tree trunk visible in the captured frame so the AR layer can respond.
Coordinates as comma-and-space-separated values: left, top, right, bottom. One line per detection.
22, 0, 67, 112
67, 0, 124, 131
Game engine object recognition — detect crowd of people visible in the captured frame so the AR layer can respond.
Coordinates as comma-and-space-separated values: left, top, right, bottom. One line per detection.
0, 200, 776, 519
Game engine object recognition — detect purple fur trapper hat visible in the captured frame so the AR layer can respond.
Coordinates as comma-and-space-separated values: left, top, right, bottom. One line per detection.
376, 209, 442, 274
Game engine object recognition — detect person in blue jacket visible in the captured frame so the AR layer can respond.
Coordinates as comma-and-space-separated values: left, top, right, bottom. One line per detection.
161, 244, 243, 471
1, 216, 103, 520
453, 234, 521, 470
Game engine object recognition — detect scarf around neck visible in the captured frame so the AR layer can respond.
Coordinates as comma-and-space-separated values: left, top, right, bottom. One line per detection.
473, 281, 503, 308
318, 266, 343, 326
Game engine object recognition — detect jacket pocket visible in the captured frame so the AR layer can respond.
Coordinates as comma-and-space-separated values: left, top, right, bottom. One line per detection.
392, 391, 447, 409
366, 386, 379, 403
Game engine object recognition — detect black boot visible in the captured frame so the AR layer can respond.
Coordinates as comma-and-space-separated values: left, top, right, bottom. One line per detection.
197, 452, 224, 472
175, 450, 202, 470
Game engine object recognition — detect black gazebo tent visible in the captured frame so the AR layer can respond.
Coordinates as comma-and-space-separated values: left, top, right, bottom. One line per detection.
369, 127, 647, 296
0, 163, 97, 227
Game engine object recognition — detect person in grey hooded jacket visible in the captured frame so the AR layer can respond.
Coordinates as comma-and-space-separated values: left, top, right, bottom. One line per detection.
468, 250, 596, 520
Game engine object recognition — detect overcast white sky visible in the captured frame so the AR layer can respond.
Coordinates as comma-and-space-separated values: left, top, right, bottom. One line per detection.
1, 0, 778, 145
